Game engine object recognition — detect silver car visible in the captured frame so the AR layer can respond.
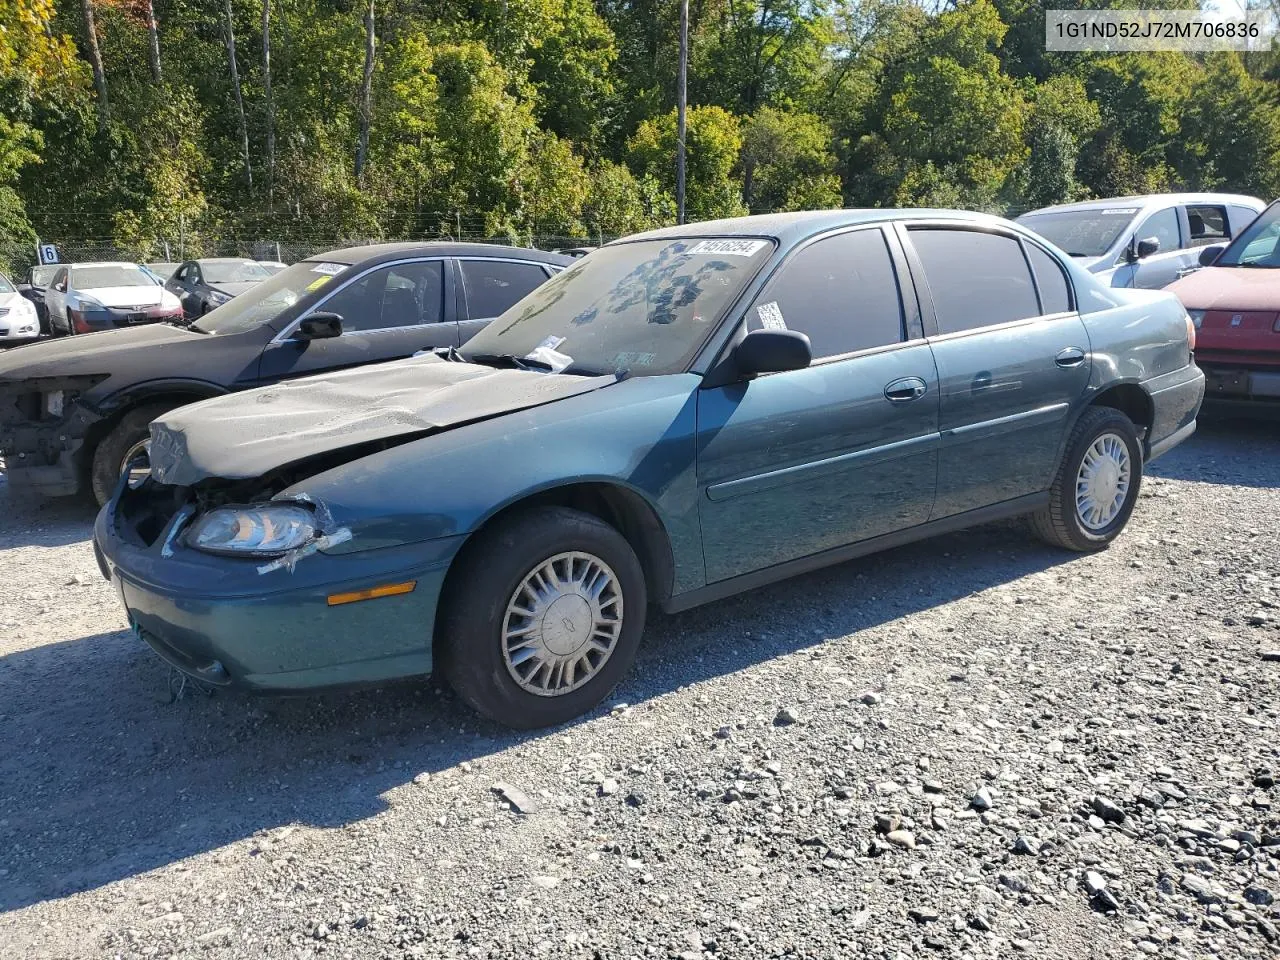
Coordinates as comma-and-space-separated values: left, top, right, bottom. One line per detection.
1017, 193, 1264, 289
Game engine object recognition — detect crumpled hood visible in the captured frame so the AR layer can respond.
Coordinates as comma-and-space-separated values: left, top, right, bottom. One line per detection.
1166, 265, 1280, 311
149, 354, 618, 486
0, 323, 198, 380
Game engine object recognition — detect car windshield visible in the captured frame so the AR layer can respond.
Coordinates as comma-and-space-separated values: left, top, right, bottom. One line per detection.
460, 238, 774, 376
0, 273, 13, 293
1015, 207, 1138, 257
1214, 201, 1280, 267
31, 266, 57, 286
191, 259, 349, 335
202, 260, 273, 284
72, 264, 153, 289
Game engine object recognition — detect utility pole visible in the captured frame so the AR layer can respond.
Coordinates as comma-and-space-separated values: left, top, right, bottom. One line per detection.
676, 0, 688, 225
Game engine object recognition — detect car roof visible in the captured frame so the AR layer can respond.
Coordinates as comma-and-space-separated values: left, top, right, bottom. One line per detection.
304, 242, 574, 267
67, 261, 145, 269
193, 257, 260, 265
1020, 193, 1265, 217
617, 208, 1017, 249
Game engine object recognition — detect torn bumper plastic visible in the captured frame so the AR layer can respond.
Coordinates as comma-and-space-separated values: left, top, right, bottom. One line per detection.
0, 377, 102, 496
95, 501, 467, 691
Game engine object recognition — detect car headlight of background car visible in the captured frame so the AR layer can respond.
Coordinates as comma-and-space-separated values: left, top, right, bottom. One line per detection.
206, 290, 233, 307
187, 504, 316, 556
1187, 309, 1205, 329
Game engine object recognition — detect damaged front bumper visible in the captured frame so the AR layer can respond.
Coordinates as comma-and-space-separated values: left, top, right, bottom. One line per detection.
0, 376, 103, 496
95, 488, 466, 691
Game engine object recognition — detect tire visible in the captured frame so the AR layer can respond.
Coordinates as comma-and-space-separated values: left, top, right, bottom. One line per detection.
1030, 406, 1143, 552
438, 506, 648, 729
89, 403, 176, 506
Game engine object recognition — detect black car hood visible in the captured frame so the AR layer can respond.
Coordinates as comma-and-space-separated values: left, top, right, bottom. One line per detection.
148, 354, 617, 486
209, 281, 264, 297
0, 324, 199, 381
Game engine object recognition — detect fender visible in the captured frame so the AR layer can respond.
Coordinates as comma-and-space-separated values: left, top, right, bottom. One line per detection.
95, 378, 232, 418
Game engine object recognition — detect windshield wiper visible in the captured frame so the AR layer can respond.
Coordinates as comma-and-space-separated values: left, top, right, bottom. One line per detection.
1235, 261, 1278, 268
466, 352, 555, 372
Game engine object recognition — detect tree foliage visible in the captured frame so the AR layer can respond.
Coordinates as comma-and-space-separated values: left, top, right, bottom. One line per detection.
2, 0, 1280, 265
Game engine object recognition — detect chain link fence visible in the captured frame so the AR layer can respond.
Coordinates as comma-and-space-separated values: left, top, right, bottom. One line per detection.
1, 233, 613, 277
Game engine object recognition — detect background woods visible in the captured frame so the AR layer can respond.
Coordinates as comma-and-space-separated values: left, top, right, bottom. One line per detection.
3, 0, 1280, 263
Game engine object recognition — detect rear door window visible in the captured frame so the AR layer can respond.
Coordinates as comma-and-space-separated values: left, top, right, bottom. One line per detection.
1228, 205, 1260, 237
1026, 244, 1072, 315
908, 229, 1040, 333
1185, 205, 1229, 246
460, 260, 550, 320
745, 228, 904, 358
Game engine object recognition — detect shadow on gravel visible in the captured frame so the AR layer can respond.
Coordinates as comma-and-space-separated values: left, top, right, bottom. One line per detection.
0, 518, 1073, 913
1148, 416, 1280, 488
0, 481, 99, 548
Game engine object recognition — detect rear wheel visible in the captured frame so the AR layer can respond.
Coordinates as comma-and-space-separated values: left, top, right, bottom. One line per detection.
89, 403, 176, 506
438, 506, 647, 729
1030, 406, 1143, 552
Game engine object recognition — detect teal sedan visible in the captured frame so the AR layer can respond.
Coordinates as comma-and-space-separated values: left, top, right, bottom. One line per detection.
95, 210, 1205, 728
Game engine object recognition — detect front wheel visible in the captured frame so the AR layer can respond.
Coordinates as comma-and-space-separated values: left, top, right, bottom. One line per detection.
1030, 406, 1143, 552
89, 403, 176, 506
438, 506, 647, 729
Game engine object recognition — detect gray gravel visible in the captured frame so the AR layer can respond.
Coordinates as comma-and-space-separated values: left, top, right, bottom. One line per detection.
1, 418, 1279, 959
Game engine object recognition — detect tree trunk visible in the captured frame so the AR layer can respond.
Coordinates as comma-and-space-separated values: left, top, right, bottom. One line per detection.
354, 0, 376, 185
223, 0, 253, 189
80, 0, 109, 128
144, 0, 162, 84
262, 0, 276, 208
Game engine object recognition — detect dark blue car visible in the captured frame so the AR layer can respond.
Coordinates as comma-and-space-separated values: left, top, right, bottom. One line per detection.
96, 210, 1205, 728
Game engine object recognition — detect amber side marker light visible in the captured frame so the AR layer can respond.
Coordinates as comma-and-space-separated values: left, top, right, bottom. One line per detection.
327, 581, 417, 606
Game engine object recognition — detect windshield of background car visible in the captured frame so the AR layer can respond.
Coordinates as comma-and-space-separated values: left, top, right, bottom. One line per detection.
1015, 208, 1138, 257
0, 274, 13, 293
191, 259, 350, 335
31, 266, 57, 286
460, 238, 774, 376
72, 265, 154, 289
202, 260, 273, 284
1215, 202, 1280, 267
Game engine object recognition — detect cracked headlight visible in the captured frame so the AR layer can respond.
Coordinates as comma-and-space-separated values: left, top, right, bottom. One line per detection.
187, 504, 316, 556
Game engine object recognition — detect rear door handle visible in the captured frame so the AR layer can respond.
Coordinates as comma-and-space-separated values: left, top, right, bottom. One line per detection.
884, 377, 928, 403
1055, 347, 1086, 368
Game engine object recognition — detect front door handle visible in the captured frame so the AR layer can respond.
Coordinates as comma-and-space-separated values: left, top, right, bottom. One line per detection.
884, 377, 928, 403
1055, 347, 1086, 368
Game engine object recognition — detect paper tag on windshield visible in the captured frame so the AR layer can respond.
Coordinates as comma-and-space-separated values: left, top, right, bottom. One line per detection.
537, 335, 567, 350
310, 262, 345, 275
1100, 208, 1138, 216
687, 239, 768, 257
526, 344, 574, 372
756, 301, 787, 330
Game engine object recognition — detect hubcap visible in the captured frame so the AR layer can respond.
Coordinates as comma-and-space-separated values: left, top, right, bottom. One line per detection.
502, 551, 623, 697
121, 438, 152, 489
1075, 432, 1131, 530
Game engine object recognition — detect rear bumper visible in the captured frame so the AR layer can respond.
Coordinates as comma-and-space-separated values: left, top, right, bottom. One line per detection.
1199, 361, 1280, 402
95, 502, 466, 691
1144, 364, 1205, 462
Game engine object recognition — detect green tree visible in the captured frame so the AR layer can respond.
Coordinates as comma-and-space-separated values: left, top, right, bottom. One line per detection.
627, 105, 746, 221
741, 106, 841, 212
1177, 53, 1280, 198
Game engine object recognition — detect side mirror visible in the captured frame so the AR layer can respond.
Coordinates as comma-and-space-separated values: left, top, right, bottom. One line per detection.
293, 312, 343, 340
1129, 236, 1160, 261
15, 283, 31, 294
733, 329, 813, 376
1198, 243, 1227, 267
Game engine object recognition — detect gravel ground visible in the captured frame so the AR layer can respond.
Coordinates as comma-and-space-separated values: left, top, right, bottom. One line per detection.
1, 417, 1278, 960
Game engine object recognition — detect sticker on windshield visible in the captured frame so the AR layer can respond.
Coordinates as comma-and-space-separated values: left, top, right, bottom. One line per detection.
756, 301, 787, 331
537, 335, 567, 351
1100, 208, 1139, 216
306, 276, 332, 292
687, 239, 768, 257
310, 262, 345, 275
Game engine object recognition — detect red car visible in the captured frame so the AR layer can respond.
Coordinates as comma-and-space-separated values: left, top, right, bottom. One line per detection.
1167, 200, 1280, 413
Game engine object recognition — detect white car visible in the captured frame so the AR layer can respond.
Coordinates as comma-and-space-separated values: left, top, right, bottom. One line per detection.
1016, 193, 1265, 289
44, 261, 185, 336
0, 271, 41, 343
